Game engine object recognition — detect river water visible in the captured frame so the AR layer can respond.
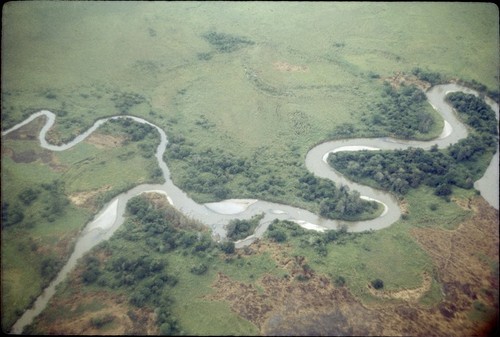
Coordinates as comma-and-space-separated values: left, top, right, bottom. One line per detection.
4, 83, 498, 334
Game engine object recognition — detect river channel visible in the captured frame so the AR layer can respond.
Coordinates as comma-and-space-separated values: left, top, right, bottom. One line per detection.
4, 83, 498, 333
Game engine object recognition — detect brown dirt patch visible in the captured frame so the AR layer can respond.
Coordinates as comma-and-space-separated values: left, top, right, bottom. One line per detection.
207, 241, 382, 335
410, 197, 499, 317
273, 61, 309, 73
34, 290, 157, 335
3, 148, 68, 172
68, 185, 112, 211
400, 198, 410, 216
2, 118, 68, 172
34, 229, 80, 260
1, 147, 15, 158
2, 116, 47, 141
85, 133, 125, 149
383, 71, 431, 91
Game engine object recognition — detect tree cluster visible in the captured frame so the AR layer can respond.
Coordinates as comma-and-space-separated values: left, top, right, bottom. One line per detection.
298, 173, 378, 220
2, 180, 69, 228
328, 91, 498, 198
165, 134, 378, 220
111, 118, 155, 142
411, 67, 444, 86
80, 194, 226, 335
111, 91, 146, 114
446, 92, 498, 137
370, 83, 435, 139
40, 255, 63, 286
226, 213, 264, 241
165, 136, 248, 200
371, 278, 384, 289
1, 202, 24, 228
266, 219, 369, 258
266, 223, 287, 243
202, 31, 254, 53
40, 180, 69, 221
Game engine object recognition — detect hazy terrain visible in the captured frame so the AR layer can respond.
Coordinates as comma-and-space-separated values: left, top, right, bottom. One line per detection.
1, 2, 498, 335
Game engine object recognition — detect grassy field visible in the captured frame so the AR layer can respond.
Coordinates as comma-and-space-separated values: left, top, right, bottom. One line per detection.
284, 185, 474, 306
0, 124, 162, 330
1, 1, 498, 334
0, 150, 93, 328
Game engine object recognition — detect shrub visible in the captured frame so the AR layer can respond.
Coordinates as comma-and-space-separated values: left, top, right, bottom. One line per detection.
268, 228, 287, 242
334, 276, 346, 287
18, 187, 40, 205
371, 278, 384, 289
219, 241, 235, 254
90, 314, 115, 328
202, 31, 254, 53
190, 263, 208, 275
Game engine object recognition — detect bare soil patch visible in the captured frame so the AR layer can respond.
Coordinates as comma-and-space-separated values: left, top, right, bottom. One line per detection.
3, 116, 46, 141
273, 61, 309, 73
3, 148, 67, 172
33, 290, 157, 335
383, 71, 431, 91
2, 118, 68, 172
207, 242, 382, 335
68, 185, 112, 211
85, 133, 125, 149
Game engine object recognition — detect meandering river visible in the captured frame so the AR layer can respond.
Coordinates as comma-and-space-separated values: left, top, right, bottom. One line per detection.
4, 83, 498, 334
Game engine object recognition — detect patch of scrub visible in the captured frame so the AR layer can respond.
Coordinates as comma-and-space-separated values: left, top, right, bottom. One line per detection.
138, 190, 174, 206
68, 185, 112, 208
85, 133, 125, 149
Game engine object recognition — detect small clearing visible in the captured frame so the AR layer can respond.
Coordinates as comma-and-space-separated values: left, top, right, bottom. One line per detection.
85, 133, 125, 149
273, 61, 309, 72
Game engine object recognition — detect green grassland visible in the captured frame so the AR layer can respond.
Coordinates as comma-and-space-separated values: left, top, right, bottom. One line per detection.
1, 153, 92, 329
29, 198, 283, 335
1, 1, 498, 334
1, 125, 162, 330
282, 185, 473, 306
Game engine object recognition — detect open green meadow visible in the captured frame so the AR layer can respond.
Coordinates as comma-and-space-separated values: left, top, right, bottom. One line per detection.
1, 1, 498, 334
283, 185, 474, 306
1, 124, 162, 330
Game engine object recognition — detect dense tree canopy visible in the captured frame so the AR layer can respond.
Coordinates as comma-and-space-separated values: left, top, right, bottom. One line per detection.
328, 92, 498, 198
165, 134, 379, 220
369, 83, 436, 139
